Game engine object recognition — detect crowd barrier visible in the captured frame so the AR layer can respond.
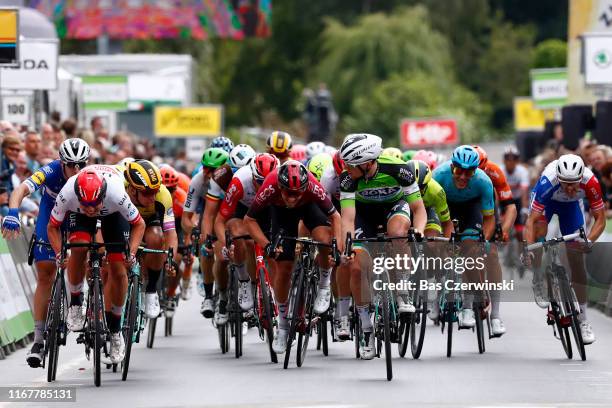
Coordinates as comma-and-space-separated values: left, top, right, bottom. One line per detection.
0, 218, 37, 360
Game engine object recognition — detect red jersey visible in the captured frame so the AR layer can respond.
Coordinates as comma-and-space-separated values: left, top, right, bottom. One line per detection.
482, 161, 513, 203
172, 187, 187, 218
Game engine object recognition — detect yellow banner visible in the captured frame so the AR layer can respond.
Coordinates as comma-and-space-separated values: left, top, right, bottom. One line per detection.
514, 98, 556, 131
154, 105, 224, 137
0, 10, 17, 43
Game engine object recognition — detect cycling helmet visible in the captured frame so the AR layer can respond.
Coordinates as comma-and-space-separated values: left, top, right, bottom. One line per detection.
307, 153, 332, 181
74, 170, 107, 205
472, 145, 488, 170
413, 150, 438, 170
402, 150, 417, 162
117, 157, 135, 168
210, 136, 234, 153
332, 150, 345, 175
201, 147, 229, 169
125, 160, 162, 191
278, 160, 309, 192
160, 166, 179, 188
229, 144, 256, 169
556, 154, 584, 183
406, 160, 432, 190
503, 146, 520, 160
267, 131, 293, 154
59, 138, 90, 164
324, 145, 337, 155
382, 147, 403, 161
451, 145, 480, 170
251, 153, 279, 183
306, 141, 326, 160
177, 172, 191, 192
339, 133, 383, 165
290, 144, 307, 162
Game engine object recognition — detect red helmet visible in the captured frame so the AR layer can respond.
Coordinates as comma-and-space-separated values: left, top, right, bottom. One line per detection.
160, 166, 179, 188
250, 153, 279, 183
74, 170, 107, 206
413, 150, 438, 170
332, 150, 345, 176
289, 144, 307, 162
278, 160, 309, 192
472, 145, 488, 169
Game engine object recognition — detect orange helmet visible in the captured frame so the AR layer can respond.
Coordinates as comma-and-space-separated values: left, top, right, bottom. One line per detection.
160, 166, 179, 188
472, 145, 488, 170
177, 172, 191, 192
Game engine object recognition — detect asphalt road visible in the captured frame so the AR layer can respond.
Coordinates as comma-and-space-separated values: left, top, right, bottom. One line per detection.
2, 269, 612, 408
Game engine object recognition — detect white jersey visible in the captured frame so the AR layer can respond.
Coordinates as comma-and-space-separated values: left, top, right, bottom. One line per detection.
49, 165, 141, 227
219, 166, 259, 218
501, 163, 529, 200
183, 170, 208, 212
320, 165, 340, 201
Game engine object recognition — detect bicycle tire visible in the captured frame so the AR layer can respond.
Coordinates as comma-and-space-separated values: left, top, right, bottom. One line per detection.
550, 301, 572, 359
93, 278, 102, 387
475, 302, 485, 354
297, 280, 316, 367
398, 318, 409, 358
284, 265, 305, 369
46, 277, 62, 382
259, 271, 277, 363
410, 297, 427, 359
567, 300, 586, 361
147, 317, 157, 349
165, 316, 172, 337
234, 312, 243, 359
316, 321, 322, 350
122, 279, 138, 381
446, 307, 453, 358
321, 318, 329, 356
382, 289, 392, 381
354, 308, 360, 359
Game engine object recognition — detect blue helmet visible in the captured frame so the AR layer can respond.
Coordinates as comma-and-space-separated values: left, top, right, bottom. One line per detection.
210, 136, 234, 154
451, 145, 480, 170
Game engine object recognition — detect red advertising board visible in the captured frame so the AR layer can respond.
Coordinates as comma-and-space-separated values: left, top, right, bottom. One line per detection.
400, 118, 458, 148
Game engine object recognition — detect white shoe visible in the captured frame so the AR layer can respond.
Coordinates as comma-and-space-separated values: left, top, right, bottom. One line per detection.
67, 305, 85, 332
272, 328, 288, 354
196, 273, 205, 297
145, 293, 161, 319
533, 280, 549, 308
165, 297, 178, 318
396, 295, 415, 314
109, 332, 125, 364
580, 321, 595, 345
360, 331, 375, 360
337, 315, 350, 341
238, 281, 254, 311
491, 318, 506, 336
458, 309, 476, 328
214, 301, 228, 326
314, 287, 331, 314
200, 298, 214, 318
180, 279, 192, 301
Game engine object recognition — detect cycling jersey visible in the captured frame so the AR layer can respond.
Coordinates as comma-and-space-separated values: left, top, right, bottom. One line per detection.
172, 187, 187, 219
421, 178, 450, 223
206, 164, 233, 201
320, 165, 340, 201
339, 156, 421, 208
247, 168, 336, 218
124, 179, 175, 232
482, 161, 513, 204
432, 161, 495, 216
177, 172, 191, 194
219, 165, 260, 219
501, 163, 529, 200
50, 165, 141, 227
24, 160, 66, 200
184, 170, 207, 213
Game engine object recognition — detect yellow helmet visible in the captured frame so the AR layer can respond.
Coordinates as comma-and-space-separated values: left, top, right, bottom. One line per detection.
266, 131, 293, 154
124, 160, 162, 191
382, 147, 403, 161
307, 153, 332, 181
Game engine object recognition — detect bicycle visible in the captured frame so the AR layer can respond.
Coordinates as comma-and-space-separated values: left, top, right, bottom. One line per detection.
146, 248, 175, 349
315, 294, 335, 356
523, 228, 589, 361
278, 232, 339, 369
223, 231, 247, 359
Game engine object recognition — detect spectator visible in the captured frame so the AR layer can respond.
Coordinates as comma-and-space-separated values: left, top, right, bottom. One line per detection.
308, 82, 338, 144
77, 128, 95, 147
41, 123, 54, 145
0, 120, 14, 133
51, 123, 65, 147
61, 118, 77, 138
38, 141, 58, 165
24, 130, 42, 173
0, 134, 22, 215
11, 151, 39, 214
91, 116, 104, 135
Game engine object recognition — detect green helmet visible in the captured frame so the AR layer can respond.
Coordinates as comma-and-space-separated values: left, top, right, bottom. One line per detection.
201, 147, 229, 169
307, 152, 333, 181
402, 150, 417, 162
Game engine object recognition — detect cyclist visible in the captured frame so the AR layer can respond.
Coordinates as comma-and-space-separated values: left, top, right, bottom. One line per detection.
290, 144, 307, 163
306, 141, 326, 162
338, 133, 427, 359
210, 136, 235, 154
524, 154, 606, 344
229, 144, 256, 172
433, 145, 498, 330
214, 154, 280, 314
501, 147, 530, 241
413, 150, 438, 170
381, 147, 403, 161
48, 166, 146, 364
267, 131, 293, 164
307, 152, 333, 182
124, 160, 178, 319
1, 138, 90, 367
182, 148, 230, 318
244, 160, 342, 353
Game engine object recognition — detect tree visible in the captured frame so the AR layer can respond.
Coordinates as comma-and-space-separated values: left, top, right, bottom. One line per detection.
532, 39, 567, 68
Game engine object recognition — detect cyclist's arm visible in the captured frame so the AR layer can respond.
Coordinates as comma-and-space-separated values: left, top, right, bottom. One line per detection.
340, 205, 355, 239
181, 210, 196, 241
243, 215, 268, 249
8, 183, 31, 209
441, 219, 453, 238
202, 197, 220, 240
47, 222, 62, 256
483, 213, 496, 241
588, 207, 606, 242
163, 228, 178, 259
329, 210, 343, 253
129, 217, 146, 256
524, 210, 540, 245
500, 201, 517, 237
214, 213, 228, 249
409, 197, 427, 233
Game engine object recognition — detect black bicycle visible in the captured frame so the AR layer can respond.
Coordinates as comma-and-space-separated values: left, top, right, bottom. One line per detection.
146, 248, 175, 349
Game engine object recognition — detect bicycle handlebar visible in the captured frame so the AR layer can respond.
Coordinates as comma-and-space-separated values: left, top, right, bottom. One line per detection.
525, 228, 587, 252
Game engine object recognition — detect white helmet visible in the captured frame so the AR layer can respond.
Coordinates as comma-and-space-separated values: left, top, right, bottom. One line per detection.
339, 133, 382, 165
59, 138, 90, 163
323, 145, 336, 155
556, 154, 585, 182
306, 141, 326, 160
117, 157, 135, 168
229, 144, 256, 169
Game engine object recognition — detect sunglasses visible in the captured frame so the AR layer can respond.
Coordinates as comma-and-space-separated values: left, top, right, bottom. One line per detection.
138, 188, 159, 197
452, 167, 476, 177
80, 200, 102, 208
6, 146, 21, 153
65, 161, 87, 169
281, 189, 305, 198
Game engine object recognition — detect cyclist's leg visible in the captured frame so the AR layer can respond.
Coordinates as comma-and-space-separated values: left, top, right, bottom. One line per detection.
227, 216, 254, 311
303, 203, 334, 314
142, 223, 165, 318
424, 208, 443, 320
387, 200, 414, 313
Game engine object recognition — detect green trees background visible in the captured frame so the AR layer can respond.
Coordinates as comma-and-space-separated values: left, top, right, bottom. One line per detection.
61, 0, 568, 144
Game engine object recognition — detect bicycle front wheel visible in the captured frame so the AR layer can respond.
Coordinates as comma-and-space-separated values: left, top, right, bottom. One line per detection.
382, 290, 392, 381
122, 280, 138, 381
567, 300, 586, 361
259, 271, 277, 363
410, 287, 427, 359
92, 279, 103, 387
46, 276, 64, 382
297, 280, 316, 367
284, 266, 305, 369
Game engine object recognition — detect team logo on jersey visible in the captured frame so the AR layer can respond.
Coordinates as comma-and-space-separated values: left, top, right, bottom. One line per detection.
359, 186, 400, 201
31, 170, 46, 185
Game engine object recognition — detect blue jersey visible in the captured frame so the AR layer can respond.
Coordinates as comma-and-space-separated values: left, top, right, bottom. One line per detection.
432, 161, 495, 215
23, 160, 66, 206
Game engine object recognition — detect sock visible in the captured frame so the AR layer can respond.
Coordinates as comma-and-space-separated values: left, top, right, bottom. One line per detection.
490, 290, 500, 319
319, 267, 332, 289
204, 283, 214, 298
105, 311, 121, 333
338, 297, 351, 318
219, 289, 227, 302
34, 320, 45, 344
357, 305, 372, 332
146, 269, 161, 293
463, 292, 474, 310
235, 263, 249, 281
70, 292, 83, 307
278, 302, 288, 331
579, 303, 588, 322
